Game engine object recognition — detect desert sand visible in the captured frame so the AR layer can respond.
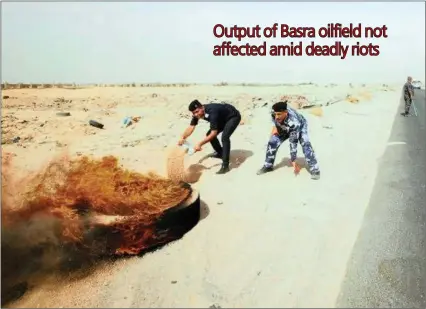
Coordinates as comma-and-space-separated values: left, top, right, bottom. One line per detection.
2, 83, 402, 308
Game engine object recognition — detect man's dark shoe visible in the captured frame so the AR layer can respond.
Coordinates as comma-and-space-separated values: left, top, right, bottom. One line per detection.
210, 152, 222, 159
400, 112, 408, 117
216, 165, 230, 174
257, 166, 273, 175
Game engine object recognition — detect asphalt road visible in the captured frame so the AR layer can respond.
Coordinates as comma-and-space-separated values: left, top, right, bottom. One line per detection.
336, 89, 426, 308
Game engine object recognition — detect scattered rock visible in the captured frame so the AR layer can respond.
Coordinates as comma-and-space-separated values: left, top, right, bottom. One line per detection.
217, 201, 223, 205
346, 96, 360, 104
3, 95, 10, 99
56, 141, 67, 147
179, 112, 190, 119
171, 280, 177, 284
54, 97, 72, 104
145, 135, 157, 141
122, 139, 143, 148
251, 96, 262, 102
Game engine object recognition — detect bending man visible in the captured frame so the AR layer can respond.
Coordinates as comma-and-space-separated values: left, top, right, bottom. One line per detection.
178, 100, 241, 174
257, 101, 321, 180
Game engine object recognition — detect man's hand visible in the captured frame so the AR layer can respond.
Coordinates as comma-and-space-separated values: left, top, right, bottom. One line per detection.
271, 126, 279, 137
194, 143, 202, 152
178, 138, 185, 146
292, 161, 301, 175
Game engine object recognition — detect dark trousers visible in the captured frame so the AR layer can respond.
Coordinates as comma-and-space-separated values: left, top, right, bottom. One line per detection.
206, 114, 241, 166
264, 131, 320, 173
404, 97, 412, 114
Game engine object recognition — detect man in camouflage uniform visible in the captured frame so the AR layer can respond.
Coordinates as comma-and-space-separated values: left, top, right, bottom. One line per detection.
401, 76, 415, 116
257, 101, 321, 180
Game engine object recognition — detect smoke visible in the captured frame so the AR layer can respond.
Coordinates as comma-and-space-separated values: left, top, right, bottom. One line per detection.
1, 152, 191, 305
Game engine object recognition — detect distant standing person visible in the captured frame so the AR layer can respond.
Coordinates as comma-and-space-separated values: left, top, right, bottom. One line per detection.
256, 101, 321, 180
401, 76, 415, 116
178, 100, 241, 174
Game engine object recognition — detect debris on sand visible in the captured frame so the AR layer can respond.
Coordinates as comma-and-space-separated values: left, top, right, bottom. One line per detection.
280, 94, 311, 109
346, 96, 360, 104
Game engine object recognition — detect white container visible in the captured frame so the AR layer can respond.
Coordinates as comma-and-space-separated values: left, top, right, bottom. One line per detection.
182, 141, 195, 155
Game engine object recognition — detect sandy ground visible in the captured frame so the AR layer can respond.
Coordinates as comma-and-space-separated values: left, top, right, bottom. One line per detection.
2, 84, 401, 308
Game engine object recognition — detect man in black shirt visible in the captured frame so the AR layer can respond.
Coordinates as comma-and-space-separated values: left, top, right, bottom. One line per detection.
178, 100, 241, 174
401, 76, 415, 116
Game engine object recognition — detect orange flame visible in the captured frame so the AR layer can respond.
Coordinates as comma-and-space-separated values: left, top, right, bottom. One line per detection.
2, 154, 190, 255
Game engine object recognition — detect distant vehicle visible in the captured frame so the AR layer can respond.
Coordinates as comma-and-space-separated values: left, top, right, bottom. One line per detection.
412, 80, 423, 89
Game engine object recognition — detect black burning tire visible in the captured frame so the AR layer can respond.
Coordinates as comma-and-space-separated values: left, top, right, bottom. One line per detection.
1, 183, 201, 305
85, 183, 201, 256
155, 185, 201, 238
89, 120, 104, 129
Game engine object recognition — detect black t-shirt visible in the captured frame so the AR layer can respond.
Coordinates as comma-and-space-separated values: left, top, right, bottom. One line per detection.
190, 103, 240, 131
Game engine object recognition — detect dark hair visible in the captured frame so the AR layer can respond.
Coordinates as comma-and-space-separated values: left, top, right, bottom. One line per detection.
188, 100, 202, 112
272, 101, 288, 112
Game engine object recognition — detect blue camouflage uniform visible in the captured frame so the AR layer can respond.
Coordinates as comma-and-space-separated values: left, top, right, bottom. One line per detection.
263, 107, 320, 173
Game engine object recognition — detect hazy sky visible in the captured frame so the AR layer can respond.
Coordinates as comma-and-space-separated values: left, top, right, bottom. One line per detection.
1, 2, 425, 84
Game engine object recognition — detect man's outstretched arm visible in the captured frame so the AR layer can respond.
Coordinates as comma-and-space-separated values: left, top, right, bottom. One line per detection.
198, 113, 219, 146
179, 125, 195, 140
178, 117, 198, 145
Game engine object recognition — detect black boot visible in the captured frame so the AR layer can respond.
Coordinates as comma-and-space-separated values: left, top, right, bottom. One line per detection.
400, 112, 408, 117
216, 164, 230, 174
210, 151, 222, 159
257, 166, 273, 175
311, 171, 321, 180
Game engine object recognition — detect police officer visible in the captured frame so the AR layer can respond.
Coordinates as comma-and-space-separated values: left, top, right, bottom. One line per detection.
257, 101, 321, 180
178, 100, 241, 174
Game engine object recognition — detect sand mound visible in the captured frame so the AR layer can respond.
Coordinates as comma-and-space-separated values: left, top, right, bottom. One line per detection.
346, 91, 372, 104
309, 106, 324, 117
280, 95, 311, 109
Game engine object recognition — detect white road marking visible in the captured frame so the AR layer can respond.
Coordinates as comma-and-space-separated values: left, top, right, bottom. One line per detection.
387, 141, 407, 146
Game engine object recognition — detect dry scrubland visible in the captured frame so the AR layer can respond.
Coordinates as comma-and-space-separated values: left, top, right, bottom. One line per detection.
2, 82, 403, 308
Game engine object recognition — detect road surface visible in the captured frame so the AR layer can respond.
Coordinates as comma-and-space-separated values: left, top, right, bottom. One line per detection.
336, 89, 426, 308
